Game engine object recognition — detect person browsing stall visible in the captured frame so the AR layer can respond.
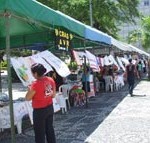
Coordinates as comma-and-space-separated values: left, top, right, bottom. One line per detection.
25, 63, 56, 143
81, 66, 91, 93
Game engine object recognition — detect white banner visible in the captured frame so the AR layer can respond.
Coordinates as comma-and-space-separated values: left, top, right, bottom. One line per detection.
39, 50, 71, 77
121, 57, 129, 66
85, 50, 100, 72
108, 55, 120, 70
72, 50, 82, 65
104, 55, 112, 66
11, 50, 71, 86
29, 54, 53, 74
116, 57, 125, 71
99, 57, 104, 67
11, 57, 34, 86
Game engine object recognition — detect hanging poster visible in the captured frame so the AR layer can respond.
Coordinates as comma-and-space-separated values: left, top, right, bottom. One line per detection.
11, 50, 70, 87
39, 50, 71, 77
72, 50, 82, 66
85, 50, 100, 72
108, 55, 120, 70
104, 55, 113, 66
11, 57, 34, 86
29, 54, 53, 74
116, 57, 125, 71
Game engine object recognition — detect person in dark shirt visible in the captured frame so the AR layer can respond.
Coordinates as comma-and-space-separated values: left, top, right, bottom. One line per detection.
126, 59, 138, 97
49, 70, 64, 91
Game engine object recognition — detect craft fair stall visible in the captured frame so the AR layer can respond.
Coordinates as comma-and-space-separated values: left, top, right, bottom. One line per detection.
73, 49, 122, 92
0, 0, 113, 141
1, 1, 150, 142
72, 39, 150, 93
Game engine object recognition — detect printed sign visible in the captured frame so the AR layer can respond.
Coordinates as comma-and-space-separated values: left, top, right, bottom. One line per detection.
55, 28, 73, 51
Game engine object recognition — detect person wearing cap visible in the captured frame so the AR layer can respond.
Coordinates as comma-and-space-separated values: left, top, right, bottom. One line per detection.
126, 59, 139, 97
25, 63, 56, 143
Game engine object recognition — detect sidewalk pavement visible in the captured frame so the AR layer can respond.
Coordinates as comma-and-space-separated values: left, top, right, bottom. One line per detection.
0, 75, 150, 143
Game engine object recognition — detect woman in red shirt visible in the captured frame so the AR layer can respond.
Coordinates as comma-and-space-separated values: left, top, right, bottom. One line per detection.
26, 63, 56, 143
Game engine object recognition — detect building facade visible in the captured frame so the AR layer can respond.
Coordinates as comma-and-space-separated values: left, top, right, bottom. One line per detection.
118, 0, 150, 50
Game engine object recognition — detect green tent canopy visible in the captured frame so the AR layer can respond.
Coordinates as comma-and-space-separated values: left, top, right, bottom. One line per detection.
0, 1, 111, 142
0, 0, 86, 35
0, 0, 111, 50
0, 0, 87, 49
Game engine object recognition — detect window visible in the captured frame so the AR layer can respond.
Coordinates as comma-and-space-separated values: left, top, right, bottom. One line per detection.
144, 0, 149, 6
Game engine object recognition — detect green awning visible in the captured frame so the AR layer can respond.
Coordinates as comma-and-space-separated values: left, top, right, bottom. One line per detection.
0, 0, 85, 39
0, 0, 111, 50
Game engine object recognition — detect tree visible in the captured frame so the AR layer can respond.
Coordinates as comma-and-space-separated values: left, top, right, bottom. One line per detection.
128, 16, 150, 80
128, 16, 150, 50
141, 16, 150, 49
37, 0, 140, 38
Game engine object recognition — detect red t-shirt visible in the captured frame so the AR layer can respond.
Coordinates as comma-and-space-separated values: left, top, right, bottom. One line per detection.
30, 76, 56, 109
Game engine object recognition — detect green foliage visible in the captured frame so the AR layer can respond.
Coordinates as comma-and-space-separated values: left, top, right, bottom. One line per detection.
68, 61, 78, 71
142, 16, 150, 31
38, 0, 140, 37
11, 49, 32, 57
128, 16, 150, 50
127, 30, 141, 43
1, 60, 7, 70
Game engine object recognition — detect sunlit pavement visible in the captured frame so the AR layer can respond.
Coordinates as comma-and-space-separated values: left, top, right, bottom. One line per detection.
85, 80, 150, 143
1, 75, 150, 143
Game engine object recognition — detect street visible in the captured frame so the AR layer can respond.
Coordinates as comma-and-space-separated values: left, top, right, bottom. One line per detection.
0, 78, 150, 143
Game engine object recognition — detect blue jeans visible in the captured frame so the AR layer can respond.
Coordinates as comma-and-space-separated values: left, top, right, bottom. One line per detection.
33, 104, 56, 143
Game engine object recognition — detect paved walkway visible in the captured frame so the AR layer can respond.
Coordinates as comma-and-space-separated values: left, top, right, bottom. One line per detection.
0, 73, 150, 143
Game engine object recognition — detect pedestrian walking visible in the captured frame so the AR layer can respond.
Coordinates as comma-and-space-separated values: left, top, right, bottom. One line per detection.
143, 60, 147, 73
137, 60, 143, 79
25, 63, 56, 143
126, 58, 139, 97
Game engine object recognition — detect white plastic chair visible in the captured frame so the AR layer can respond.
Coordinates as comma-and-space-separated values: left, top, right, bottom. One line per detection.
58, 84, 71, 113
114, 79, 120, 91
103, 75, 113, 92
0, 102, 27, 134
114, 75, 124, 91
